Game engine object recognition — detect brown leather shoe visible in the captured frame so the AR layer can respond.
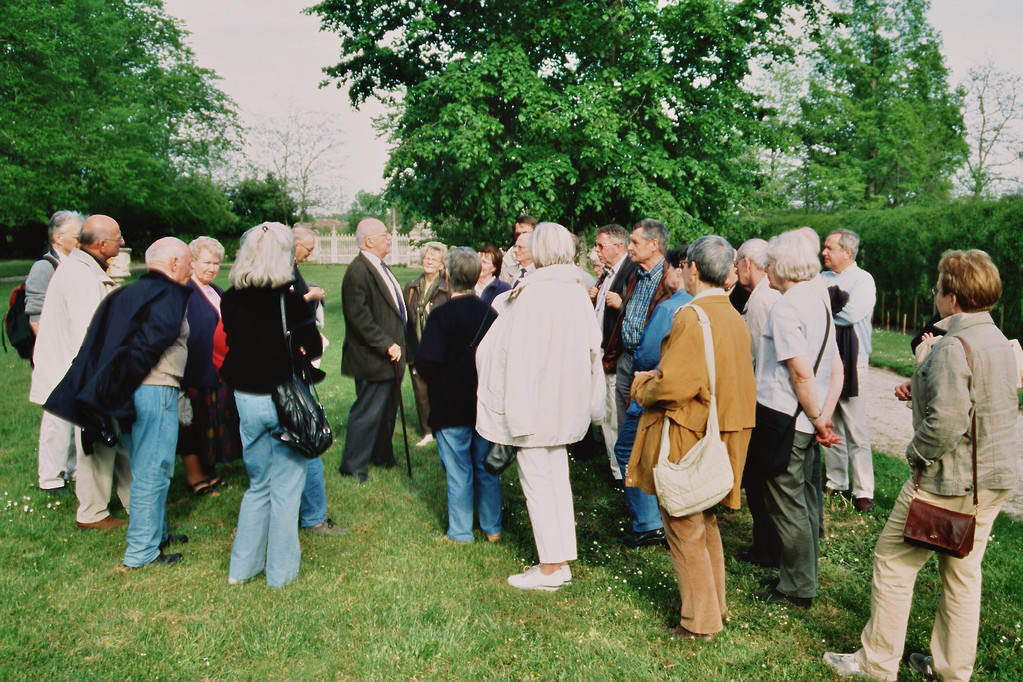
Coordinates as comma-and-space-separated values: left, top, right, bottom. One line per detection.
484, 533, 502, 542
670, 625, 715, 642
76, 516, 126, 530
854, 497, 874, 512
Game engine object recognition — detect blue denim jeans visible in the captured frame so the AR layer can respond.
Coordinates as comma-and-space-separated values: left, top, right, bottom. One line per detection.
230, 391, 308, 588
615, 412, 663, 533
123, 385, 179, 567
434, 427, 502, 542
299, 456, 327, 528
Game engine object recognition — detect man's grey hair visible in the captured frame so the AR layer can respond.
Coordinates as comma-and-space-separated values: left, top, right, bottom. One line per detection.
446, 247, 480, 293
420, 241, 448, 264
632, 218, 669, 255
767, 231, 821, 283
190, 236, 225, 262
687, 235, 735, 287
48, 211, 84, 242
229, 222, 295, 289
829, 228, 860, 261
737, 238, 770, 270
145, 237, 189, 267
531, 222, 576, 268
596, 223, 628, 245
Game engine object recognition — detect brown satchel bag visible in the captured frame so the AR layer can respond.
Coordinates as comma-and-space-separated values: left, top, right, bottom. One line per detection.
902, 336, 978, 559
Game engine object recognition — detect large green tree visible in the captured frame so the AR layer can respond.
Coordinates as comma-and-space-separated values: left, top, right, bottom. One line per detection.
0, 0, 239, 253
793, 0, 966, 210
309, 0, 819, 243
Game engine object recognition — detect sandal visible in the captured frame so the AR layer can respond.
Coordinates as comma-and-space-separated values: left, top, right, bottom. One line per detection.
209, 477, 231, 490
189, 479, 217, 497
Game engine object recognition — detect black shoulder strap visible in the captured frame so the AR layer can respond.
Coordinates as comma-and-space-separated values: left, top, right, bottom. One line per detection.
42, 253, 60, 269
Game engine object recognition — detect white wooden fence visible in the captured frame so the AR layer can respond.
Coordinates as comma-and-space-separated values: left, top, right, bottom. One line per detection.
311, 228, 414, 266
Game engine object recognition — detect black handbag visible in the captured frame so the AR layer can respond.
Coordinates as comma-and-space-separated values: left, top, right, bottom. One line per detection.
745, 305, 830, 479
903, 336, 978, 558
483, 443, 517, 475
271, 295, 333, 459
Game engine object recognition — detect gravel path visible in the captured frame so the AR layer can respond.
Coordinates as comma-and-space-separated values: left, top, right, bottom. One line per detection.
865, 365, 1023, 521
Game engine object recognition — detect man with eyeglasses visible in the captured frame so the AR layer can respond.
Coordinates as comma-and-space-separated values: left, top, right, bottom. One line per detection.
338, 218, 407, 483
499, 214, 537, 285
30, 215, 131, 528
587, 224, 636, 488
23, 211, 85, 496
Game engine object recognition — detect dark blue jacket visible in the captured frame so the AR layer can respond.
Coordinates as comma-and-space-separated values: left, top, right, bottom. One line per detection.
182, 279, 223, 389
45, 271, 191, 433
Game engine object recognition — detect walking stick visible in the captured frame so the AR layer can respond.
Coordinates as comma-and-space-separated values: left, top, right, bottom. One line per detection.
393, 359, 413, 479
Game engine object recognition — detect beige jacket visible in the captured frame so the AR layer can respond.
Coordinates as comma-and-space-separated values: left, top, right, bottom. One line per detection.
29, 249, 118, 405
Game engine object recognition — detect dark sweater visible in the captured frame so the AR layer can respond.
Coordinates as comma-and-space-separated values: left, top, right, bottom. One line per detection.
219, 285, 322, 394
414, 295, 496, 430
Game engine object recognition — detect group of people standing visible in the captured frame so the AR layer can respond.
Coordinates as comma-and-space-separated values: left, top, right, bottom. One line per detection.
18, 210, 1017, 681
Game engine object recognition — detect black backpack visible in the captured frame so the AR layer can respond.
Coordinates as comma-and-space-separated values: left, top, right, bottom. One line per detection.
3, 254, 59, 360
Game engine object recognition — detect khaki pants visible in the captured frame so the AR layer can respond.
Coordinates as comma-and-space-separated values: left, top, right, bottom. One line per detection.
74, 427, 132, 524
599, 372, 621, 480
661, 507, 727, 635
853, 480, 1009, 682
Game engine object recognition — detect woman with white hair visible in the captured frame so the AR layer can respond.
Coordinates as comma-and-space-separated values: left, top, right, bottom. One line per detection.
751, 231, 843, 608
476, 222, 604, 591
220, 223, 323, 588
404, 241, 451, 446
178, 236, 241, 496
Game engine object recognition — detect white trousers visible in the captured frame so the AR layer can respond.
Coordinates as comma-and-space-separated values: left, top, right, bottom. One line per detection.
599, 372, 622, 480
853, 480, 1009, 682
37, 410, 76, 489
824, 360, 874, 498
516, 446, 577, 564
74, 427, 132, 524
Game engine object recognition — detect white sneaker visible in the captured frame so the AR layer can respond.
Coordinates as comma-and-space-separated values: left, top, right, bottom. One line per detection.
561, 564, 572, 583
507, 565, 568, 591
415, 434, 434, 446
822, 652, 875, 679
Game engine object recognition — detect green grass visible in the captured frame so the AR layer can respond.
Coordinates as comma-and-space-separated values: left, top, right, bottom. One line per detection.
0, 259, 35, 278
868, 329, 916, 378
1, 266, 1021, 680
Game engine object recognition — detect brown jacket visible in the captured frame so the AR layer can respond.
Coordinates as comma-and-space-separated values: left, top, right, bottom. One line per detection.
627, 294, 756, 509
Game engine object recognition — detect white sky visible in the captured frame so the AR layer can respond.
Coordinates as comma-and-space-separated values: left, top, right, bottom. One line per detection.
162, 0, 1023, 208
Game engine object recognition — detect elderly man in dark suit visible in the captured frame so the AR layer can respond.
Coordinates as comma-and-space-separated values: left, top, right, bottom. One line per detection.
338, 218, 407, 482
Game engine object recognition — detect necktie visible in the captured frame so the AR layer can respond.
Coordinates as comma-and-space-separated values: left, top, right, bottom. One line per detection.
512, 267, 527, 288
382, 263, 407, 325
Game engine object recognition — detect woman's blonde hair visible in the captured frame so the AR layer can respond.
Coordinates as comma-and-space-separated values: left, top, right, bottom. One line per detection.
229, 222, 294, 289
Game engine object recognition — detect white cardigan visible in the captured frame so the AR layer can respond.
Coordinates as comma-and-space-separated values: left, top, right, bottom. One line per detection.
29, 249, 118, 405
476, 264, 604, 447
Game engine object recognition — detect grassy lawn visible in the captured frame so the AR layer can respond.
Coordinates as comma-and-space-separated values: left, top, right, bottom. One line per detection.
868, 329, 916, 378
1, 265, 1020, 680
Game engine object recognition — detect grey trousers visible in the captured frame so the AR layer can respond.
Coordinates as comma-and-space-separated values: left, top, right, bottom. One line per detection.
764, 431, 820, 599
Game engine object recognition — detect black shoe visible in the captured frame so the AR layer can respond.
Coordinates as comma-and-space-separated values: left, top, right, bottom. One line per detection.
907, 653, 936, 679
618, 528, 667, 548
42, 486, 70, 497
754, 587, 812, 608
739, 550, 780, 568
340, 471, 370, 483
127, 552, 182, 569
159, 534, 188, 550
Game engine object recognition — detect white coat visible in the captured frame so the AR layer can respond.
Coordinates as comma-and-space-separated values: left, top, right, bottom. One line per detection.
29, 249, 118, 405
476, 264, 604, 447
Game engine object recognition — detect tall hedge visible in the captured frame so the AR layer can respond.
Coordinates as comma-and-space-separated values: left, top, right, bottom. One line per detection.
745, 196, 1023, 339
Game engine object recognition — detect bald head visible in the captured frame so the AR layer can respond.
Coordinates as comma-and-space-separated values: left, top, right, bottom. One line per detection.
78, 214, 123, 261
792, 226, 820, 252
356, 218, 391, 258
146, 237, 192, 284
